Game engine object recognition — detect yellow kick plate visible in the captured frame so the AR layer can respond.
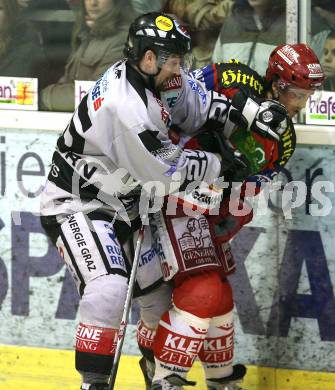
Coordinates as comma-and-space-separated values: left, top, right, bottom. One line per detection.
0, 345, 334, 390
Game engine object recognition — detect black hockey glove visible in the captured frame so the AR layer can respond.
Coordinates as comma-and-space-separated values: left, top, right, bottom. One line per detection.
251, 99, 288, 141
228, 89, 288, 141
212, 130, 252, 183
196, 130, 221, 154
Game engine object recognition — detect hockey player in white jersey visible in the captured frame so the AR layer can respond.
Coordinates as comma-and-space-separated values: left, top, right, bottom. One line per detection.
40, 12, 288, 390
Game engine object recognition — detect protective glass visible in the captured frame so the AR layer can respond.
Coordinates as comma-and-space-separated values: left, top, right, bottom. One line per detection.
157, 50, 194, 74
285, 86, 321, 104
278, 85, 323, 118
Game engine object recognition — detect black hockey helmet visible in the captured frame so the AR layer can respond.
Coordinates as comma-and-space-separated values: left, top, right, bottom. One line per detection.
124, 12, 192, 68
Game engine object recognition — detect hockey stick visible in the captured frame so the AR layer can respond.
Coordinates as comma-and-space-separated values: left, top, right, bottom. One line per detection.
108, 221, 146, 389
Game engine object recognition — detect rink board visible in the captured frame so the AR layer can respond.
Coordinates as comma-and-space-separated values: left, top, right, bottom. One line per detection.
0, 344, 335, 390
0, 123, 335, 377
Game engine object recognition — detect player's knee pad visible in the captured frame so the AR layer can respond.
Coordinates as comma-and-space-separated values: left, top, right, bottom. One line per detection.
79, 273, 128, 328
173, 272, 224, 318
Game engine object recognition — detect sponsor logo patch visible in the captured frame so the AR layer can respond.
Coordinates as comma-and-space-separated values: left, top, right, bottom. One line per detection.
176, 217, 219, 269
139, 247, 156, 267
307, 63, 324, 79
278, 45, 300, 65
220, 68, 264, 95
163, 75, 182, 91
262, 110, 274, 123
187, 79, 207, 106
155, 15, 173, 31
91, 75, 108, 111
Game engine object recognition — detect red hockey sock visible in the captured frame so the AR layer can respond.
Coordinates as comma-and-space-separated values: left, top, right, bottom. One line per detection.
198, 311, 234, 379
75, 322, 118, 375
136, 319, 157, 364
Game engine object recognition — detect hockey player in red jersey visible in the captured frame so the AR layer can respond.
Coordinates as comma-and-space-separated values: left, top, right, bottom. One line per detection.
139, 44, 324, 390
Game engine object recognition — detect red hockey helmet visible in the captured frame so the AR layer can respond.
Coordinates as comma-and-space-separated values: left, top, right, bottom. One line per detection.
266, 44, 325, 90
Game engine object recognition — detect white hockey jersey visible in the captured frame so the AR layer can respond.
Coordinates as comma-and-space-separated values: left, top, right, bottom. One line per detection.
40, 60, 233, 226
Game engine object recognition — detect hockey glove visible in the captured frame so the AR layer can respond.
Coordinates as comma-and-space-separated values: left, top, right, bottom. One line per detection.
251, 99, 288, 141
196, 130, 221, 154
212, 130, 252, 182
228, 89, 288, 141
